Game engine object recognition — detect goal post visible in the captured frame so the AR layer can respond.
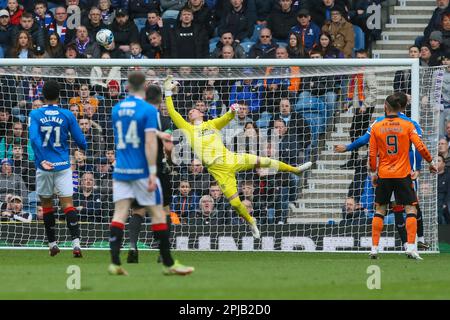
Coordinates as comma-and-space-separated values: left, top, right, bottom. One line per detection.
0, 58, 443, 253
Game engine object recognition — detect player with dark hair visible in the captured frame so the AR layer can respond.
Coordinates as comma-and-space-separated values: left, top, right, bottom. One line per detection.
164, 76, 312, 238
335, 92, 431, 250
108, 72, 193, 276
127, 84, 175, 264
368, 93, 437, 260
29, 80, 87, 257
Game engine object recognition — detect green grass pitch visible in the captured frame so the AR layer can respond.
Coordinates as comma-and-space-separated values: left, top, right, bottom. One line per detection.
0, 250, 449, 300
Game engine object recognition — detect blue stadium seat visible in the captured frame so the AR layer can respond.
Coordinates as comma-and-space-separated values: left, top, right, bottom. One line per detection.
250, 24, 263, 42
353, 25, 365, 55
161, 9, 179, 20
209, 40, 218, 54
161, 10, 179, 30
256, 112, 272, 128
240, 41, 255, 54
209, 37, 220, 54
276, 41, 288, 48
134, 18, 147, 33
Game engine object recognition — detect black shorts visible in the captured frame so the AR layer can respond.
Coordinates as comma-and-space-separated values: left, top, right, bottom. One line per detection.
375, 176, 417, 206
157, 171, 172, 207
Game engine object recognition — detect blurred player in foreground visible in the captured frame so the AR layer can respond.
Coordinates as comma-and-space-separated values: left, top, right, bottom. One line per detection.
29, 80, 87, 257
127, 84, 175, 264
108, 72, 193, 276
368, 93, 437, 260
164, 76, 312, 238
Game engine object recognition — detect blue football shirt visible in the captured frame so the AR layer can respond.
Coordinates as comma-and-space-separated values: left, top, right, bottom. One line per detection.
29, 104, 87, 171
112, 95, 159, 181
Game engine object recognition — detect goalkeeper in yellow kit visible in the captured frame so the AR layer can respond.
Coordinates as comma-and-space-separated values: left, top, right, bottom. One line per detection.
164, 76, 312, 238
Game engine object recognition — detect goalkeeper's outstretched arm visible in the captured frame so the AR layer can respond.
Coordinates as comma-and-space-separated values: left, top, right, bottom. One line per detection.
210, 103, 239, 130
164, 77, 192, 131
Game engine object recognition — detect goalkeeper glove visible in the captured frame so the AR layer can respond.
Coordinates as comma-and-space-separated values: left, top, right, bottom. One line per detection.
229, 103, 239, 113
164, 76, 179, 97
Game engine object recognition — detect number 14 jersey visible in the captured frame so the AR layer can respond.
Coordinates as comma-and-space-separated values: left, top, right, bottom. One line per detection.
112, 95, 159, 181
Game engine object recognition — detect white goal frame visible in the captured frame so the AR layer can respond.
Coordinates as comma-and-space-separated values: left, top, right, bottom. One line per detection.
0, 58, 438, 254
0, 58, 421, 122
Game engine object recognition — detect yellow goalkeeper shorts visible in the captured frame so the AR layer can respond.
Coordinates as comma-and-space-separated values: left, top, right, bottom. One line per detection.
207, 153, 259, 199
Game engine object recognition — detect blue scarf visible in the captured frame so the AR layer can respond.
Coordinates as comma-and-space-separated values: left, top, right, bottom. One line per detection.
76, 37, 90, 54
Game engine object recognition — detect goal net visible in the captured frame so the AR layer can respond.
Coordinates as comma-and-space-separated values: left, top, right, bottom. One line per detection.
0, 59, 444, 252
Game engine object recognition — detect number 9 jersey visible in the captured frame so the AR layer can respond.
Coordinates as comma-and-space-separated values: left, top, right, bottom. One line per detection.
112, 95, 159, 181
29, 104, 87, 171
369, 114, 432, 179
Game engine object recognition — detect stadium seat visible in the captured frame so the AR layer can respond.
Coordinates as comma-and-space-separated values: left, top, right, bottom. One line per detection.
161, 10, 179, 30
276, 41, 288, 48
161, 9, 179, 20
353, 25, 365, 55
209, 38, 219, 54
250, 24, 263, 42
384, 214, 395, 225
161, 10, 179, 29
255, 112, 272, 128
240, 41, 255, 54
27, 191, 37, 206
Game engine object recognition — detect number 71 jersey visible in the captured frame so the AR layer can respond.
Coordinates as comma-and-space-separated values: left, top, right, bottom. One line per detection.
112, 95, 159, 181
29, 104, 87, 171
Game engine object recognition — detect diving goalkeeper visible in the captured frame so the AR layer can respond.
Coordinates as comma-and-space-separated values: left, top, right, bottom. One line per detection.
164, 76, 312, 238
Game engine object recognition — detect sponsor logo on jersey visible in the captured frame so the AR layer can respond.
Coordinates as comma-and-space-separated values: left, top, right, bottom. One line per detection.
120, 101, 136, 108
44, 110, 60, 116
199, 129, 215, 136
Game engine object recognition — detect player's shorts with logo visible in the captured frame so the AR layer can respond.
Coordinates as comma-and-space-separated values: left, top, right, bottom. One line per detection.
36, 168, 74, 197
375, 175, 417, 206
113, 177, 163, 206
207, 153, 259, 198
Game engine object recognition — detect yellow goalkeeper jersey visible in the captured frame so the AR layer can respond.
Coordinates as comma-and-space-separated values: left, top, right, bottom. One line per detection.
166, 96, 235, 166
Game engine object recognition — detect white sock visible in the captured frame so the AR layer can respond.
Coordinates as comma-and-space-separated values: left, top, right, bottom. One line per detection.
403, 243, 408, 251
406, 243, 415, 252
418, 236, 425, 243
371, 245, 378, 253
72, 238, 80, 249
49, 241, 57, 248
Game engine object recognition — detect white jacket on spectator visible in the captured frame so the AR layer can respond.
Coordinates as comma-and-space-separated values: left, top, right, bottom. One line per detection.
443, 65, 450, 107
90, 66, 122, 92
348, 71, 377, 109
